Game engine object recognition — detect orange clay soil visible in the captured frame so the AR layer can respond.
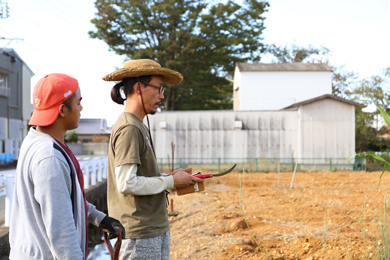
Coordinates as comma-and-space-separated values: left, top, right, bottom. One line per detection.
168, 170, 390, 260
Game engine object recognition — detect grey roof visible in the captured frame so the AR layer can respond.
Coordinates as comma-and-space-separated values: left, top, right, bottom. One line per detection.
282, 94, 364, 109
237, 63, 332, 72
0, 48, 34, 76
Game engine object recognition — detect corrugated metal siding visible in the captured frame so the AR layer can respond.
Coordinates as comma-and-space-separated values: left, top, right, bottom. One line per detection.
300, 99, 354, 160
147, 100, 355, 161
147, 110, 298, 159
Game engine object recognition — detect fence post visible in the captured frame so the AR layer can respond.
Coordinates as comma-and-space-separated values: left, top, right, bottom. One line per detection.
218, 158, 221, 173
5, 175, 15, 227
91, 162, 97, 186
365, 160, 367, 172
278, 159, 280, 187
103, 160, 107, 179
256, 158, 258, 173
98, 160, 103, 182
83, 163, 90, 190
292, 159, 295, 172
329, 158, 332, 171
180, 158, 182, 168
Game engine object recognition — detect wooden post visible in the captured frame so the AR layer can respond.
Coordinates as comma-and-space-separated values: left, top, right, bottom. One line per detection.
171, 142, 175, 172
291, 150, 294, 172
167, 154, 170, 173
278, 159, 280, 187
290, 163, 298, 189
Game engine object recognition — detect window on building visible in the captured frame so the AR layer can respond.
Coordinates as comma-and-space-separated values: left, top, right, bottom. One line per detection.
0, 72, 10, 97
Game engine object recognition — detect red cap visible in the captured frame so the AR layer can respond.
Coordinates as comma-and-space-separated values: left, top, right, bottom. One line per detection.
29, 73, 78, 126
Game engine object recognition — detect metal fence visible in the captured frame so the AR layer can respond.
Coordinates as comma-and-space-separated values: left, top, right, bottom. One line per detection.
0, 156, 108, 227
157, 157, 367, 173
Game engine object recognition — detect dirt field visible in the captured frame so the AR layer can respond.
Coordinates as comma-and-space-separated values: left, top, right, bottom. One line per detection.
168, 170, 390, 260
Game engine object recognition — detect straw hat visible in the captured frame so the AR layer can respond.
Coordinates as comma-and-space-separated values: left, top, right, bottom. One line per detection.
103, 59, 183, 85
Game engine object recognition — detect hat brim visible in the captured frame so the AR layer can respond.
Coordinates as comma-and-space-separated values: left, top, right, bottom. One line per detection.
29, 106, 60, 126
102, 67, 183, 85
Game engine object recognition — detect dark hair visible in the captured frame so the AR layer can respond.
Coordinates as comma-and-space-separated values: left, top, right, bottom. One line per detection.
111, 76, 153, 105
62, 92, 76, 111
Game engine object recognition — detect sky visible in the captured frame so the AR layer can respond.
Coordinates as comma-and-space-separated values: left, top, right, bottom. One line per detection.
0, 0, 389, 126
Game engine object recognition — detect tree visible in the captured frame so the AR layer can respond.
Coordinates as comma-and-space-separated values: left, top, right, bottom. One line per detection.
354, 107, 380, 152
89, 0, 269, 110
265, 42, 329, 63
353, 68, 390, 115
330, 64, 359, 99
352, 68, 390, 151
66, 130, 78, 144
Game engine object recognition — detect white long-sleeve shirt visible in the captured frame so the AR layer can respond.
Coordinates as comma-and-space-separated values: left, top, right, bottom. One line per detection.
115, 164, 174, 195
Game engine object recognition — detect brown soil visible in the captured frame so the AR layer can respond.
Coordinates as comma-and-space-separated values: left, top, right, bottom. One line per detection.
168, 170, 390, 259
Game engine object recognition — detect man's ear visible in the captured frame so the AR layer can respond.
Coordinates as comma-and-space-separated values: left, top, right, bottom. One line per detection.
58, 104, 66, 118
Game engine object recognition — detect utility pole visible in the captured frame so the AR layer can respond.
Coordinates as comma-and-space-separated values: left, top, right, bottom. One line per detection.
0, 37, 24, 48
0, 0, 10, 19
0, 1, 24, 49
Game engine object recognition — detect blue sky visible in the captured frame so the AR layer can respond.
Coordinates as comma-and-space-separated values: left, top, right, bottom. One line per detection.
0, 0, 389, 126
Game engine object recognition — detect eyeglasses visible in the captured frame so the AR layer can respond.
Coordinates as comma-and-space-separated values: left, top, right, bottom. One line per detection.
146, 82, 165, 94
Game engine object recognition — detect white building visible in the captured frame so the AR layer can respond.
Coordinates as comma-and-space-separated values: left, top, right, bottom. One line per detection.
233, 63, 332, 110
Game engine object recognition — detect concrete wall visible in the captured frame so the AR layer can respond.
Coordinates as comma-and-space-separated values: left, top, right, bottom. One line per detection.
233, 70, 332, 111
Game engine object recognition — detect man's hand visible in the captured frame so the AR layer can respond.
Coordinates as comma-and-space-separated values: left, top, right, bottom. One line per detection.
171, 167, 192, 175
173, 170, 203, 189
99, 216, 126, 239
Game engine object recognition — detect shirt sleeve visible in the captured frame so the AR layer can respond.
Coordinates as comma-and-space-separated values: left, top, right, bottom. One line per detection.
33, 157, 84, 260
115, 164, 174, 195
113, 125, 142, 167
86, 202, 106, 227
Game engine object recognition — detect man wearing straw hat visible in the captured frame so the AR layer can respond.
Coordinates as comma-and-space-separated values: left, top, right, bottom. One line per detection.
104, 59, 203, 259
9, 73, 125, 260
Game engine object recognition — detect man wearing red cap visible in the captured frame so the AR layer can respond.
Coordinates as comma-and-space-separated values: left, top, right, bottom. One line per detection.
9, 73, 125, 260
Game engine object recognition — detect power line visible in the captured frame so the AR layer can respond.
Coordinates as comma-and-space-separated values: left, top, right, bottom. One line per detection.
0, 29, 42, 52
54, 0, 91, 25
39, 0, 90, 30
21, 40, 42, 53
0, 37, 23, 48
0, 28, 17, 38
9, 7, 57, 31
30, 0, 89, 32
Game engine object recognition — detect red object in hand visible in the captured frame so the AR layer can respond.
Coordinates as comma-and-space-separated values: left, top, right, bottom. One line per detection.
194, 174, 212, 179
104, 228, 122, 260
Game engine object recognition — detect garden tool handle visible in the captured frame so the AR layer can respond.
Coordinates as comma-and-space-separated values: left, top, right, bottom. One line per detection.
194, 174, 212, 179
103, 227, 122, 260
